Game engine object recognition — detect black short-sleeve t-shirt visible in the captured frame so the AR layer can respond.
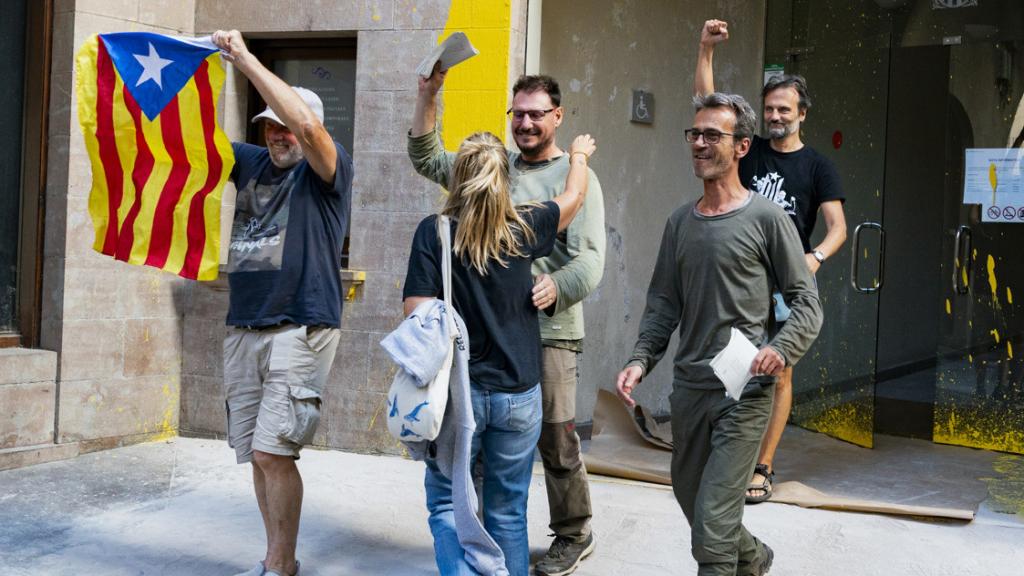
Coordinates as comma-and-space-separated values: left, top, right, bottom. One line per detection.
226, 141, 353, 328
739, 136, 844, 253
402, 201, 560, 393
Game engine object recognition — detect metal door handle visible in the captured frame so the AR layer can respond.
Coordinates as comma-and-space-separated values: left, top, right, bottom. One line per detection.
953, 225, 972, 295
850, 222, 886, 294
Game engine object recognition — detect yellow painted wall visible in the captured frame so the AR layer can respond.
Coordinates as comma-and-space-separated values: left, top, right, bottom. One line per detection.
440, 0, 513, 146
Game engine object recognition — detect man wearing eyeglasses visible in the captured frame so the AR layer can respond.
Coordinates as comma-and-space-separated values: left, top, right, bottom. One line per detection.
408, 67, 605, 576
695, 19, 847, 505
617, 92, 821, 576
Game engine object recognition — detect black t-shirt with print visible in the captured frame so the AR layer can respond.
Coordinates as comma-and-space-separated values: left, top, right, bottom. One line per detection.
226, 141, 353, 328
740, 136, 844, 253
403, 201, 560, 394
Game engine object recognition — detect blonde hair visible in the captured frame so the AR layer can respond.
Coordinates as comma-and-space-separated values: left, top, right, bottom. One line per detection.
442, 132, 536, 275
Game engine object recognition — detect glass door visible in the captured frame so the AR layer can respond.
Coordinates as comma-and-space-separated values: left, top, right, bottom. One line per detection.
934, 11, 1024, 454
765, 1, 891, 448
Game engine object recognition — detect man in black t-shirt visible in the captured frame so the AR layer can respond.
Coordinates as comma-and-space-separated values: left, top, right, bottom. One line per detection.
696, 19, 848, 504
212, 30, 353, 576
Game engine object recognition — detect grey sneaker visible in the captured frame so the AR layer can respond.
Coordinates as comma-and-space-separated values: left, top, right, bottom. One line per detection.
236, 560, 300, 576
233, 562, 265, 576
535, 534, 595, 576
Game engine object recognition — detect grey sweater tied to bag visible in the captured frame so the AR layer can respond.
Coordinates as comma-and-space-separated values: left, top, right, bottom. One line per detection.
381, 300, 509, 576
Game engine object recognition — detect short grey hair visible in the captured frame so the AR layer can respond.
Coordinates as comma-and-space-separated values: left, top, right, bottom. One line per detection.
692, 92, 757, 141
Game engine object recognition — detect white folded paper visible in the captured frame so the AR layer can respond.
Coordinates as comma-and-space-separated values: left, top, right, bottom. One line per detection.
416, 32, 479, 78
709, 327, 759, 400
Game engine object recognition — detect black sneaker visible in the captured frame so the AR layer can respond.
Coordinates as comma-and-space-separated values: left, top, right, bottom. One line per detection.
751, 543, 774, 576
534, 534, 596, 576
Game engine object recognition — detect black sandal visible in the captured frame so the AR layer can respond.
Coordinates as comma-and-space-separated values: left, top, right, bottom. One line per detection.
745, 463, 774, 504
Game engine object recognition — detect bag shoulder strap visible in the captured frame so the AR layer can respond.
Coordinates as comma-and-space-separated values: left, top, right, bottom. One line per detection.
437, 215, 456, 335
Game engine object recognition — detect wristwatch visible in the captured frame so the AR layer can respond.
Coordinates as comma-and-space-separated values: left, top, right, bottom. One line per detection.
812, 250, 826, 263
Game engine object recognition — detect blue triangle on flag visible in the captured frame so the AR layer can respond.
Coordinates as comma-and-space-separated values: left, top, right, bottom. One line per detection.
100, 32, 217, 121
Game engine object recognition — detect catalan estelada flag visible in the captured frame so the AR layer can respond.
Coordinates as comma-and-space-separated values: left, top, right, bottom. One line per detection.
75, 32, 234, 281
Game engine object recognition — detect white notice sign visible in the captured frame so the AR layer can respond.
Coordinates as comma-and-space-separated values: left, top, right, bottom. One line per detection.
962, 148, 1024, 223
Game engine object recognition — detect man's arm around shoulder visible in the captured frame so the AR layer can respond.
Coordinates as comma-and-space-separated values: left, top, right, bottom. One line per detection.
546, 170, 606, 316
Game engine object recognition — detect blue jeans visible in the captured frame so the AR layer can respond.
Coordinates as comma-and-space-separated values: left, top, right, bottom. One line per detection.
425, 383, 543, 576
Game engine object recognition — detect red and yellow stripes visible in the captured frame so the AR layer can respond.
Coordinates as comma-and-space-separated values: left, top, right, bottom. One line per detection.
76, 34, 233, 281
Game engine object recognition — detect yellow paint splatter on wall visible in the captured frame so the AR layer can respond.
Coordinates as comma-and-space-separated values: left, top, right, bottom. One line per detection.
440, 0, 513, 146
152, 378, 179, 442
989, 162, 999, 205
987, 255, 999, 306
945, 298, 951, 315
1009, 341, 1014, 359
934, 402, 1024, 455
795, 398, 873, 448
1008, 287, 1014, 304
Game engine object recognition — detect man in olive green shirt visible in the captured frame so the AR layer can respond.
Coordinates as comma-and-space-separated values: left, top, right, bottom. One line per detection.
617, 93, 822, 576
410, 68, 605, 576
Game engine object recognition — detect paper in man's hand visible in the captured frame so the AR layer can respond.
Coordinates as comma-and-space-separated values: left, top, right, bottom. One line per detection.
416, 32, 479, 77
709, 327, 759, 400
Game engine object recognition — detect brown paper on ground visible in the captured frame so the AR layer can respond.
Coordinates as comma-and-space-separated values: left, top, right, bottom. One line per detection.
584, 389, 975, 521
772, 481, 974, 520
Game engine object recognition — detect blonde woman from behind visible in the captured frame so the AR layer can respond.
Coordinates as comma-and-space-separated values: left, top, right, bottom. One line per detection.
403, 131, 595, 576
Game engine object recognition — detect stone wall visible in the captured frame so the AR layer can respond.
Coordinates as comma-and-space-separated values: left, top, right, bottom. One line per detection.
18, 0, 198, 466
182, 0, 529, 453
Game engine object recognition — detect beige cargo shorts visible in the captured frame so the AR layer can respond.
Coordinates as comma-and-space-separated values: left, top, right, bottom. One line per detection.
223, 324, 340, 464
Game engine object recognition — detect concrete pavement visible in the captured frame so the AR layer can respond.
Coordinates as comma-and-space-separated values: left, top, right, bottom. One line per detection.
1, 435, 1022, 575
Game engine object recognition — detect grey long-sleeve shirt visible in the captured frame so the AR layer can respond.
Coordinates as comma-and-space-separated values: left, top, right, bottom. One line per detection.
627, 192, 822, 390
408, 128, 605, 342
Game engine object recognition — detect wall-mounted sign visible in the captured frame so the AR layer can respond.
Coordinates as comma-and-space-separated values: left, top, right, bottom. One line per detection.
631, 90, 653, 124
764, 64, 785, 86
963, 148, 1024, 223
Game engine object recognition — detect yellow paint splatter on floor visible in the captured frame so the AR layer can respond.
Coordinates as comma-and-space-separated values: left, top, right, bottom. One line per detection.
981, 455, 1024, 517
945, 298, 951, 315
1009, 341, 1014, 360
1008, 287, 1014, 304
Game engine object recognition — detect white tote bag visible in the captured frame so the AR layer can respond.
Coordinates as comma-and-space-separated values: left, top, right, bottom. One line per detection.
386, 216, 456, 442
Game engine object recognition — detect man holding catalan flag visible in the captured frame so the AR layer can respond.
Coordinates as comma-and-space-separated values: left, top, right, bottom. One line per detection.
77, 28, 353, 576
213, 28, 353, 576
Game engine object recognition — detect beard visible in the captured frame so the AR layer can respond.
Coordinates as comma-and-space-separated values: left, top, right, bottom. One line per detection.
767, 121, 797, 140
513, 127, 554, 157
268, 142, 304, 169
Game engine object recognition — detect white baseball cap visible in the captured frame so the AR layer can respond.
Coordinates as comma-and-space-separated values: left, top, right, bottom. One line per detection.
251, 86, 325, 125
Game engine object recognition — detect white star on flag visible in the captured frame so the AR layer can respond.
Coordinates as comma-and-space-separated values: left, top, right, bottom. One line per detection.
134, 42, 174, 89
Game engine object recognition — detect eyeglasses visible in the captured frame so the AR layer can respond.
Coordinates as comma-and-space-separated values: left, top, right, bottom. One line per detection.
684, 128, 735, 144
506, 108, 556, 122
